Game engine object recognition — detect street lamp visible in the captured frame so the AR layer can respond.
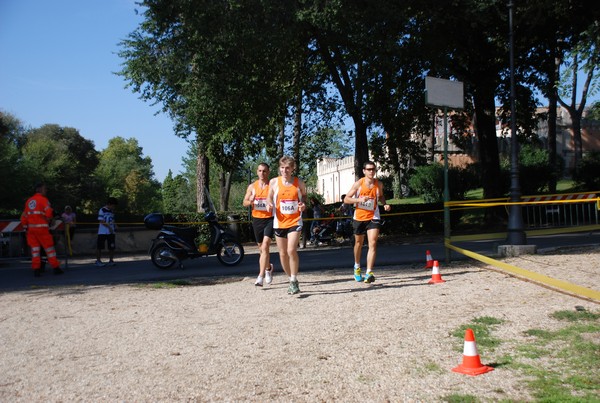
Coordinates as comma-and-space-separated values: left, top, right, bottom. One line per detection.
506, 0, 526, 245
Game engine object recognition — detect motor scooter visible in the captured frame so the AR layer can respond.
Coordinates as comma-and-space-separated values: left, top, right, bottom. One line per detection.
144, 211, 244, 269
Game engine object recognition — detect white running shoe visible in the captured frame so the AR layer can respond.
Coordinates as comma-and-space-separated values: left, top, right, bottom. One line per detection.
255, 276, 263, 287
265, 264, 274, 285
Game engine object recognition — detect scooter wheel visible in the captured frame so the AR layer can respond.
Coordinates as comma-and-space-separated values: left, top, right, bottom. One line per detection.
150, 241, 177, 269
216, 240, 244, 266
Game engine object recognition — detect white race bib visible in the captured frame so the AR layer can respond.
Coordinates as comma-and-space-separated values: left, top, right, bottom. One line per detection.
280, 199, 299, 215
253, 197, 268, 212
358, 197, 375, 211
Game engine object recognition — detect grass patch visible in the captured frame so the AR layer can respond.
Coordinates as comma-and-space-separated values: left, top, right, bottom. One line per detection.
442, 395, 479, 403
448, 310, 600, 401
451, 316, 505, 351
512, 309, 600, 401
388, 195, 424, 204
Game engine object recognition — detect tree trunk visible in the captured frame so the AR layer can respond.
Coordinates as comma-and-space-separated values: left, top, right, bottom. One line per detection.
353, 116, 369, 180
218, 170, 231, 211
315, 38, 369, 180
278, 118, 285, 158
547, 94, 558, 192
546, 46, 560, 193
472, 89, 502, 200
572, 116, 583, 169
196, 140, 209, 213
293, 90, 302, 168
556, 52, 594, 171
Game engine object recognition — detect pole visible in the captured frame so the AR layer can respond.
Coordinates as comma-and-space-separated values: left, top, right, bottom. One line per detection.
443, 107, 451, 263
507, 0, 526, 245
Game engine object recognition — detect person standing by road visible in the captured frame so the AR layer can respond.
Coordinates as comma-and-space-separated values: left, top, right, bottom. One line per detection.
20, 183, 64, 277
96, 197, 118, 267
267, 156, 307, 295
344, 161, 391, 284
61, 205, 77, 241
309, 197, 323, 245
243, 162, 275, 287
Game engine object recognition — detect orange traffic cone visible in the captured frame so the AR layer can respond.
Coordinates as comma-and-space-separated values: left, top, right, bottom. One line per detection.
425, 250, 434, 269
452, 328, 494, 376
428, 260, 446, 284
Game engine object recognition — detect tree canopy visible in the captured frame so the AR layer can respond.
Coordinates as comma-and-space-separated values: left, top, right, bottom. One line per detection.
0, 112, 163, 216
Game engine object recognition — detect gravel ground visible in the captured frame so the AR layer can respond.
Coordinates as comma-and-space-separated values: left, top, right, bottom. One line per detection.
0, 246, 598, 402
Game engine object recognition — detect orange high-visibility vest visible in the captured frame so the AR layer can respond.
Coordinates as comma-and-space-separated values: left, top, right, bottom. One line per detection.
21, 193, 53, 229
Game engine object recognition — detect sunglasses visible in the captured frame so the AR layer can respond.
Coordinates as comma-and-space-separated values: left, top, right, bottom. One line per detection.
364, 167, 376, 171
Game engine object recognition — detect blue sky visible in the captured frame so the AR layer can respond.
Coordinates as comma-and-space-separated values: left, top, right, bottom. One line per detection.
0, 0, 189, 182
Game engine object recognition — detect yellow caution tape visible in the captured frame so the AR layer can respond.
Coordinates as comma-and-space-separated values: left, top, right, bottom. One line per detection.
445, 240, 600, 303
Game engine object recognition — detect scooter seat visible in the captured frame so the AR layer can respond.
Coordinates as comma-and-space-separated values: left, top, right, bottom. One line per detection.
164, 225, 198, 239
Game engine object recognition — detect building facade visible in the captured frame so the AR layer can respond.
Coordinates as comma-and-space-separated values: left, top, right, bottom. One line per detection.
316, 156, 356, 204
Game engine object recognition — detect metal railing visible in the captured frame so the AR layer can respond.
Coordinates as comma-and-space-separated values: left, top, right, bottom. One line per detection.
522, 192, 599, 229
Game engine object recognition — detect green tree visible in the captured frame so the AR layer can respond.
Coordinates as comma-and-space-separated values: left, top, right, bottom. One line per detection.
587, 101, 600, 120
95, 137, 161, 214
162, 170, 195, 214
20, 124, 99, 212
0, 111, 30, 212
557, 23, 600, 169
118, 0, 298, 212
517, 0, 596, 192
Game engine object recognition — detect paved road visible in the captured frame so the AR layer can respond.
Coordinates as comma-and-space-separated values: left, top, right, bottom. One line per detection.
0, 231, 598, 292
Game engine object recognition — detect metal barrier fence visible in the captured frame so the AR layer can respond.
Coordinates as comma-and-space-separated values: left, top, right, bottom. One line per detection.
0, 220, 68, 263
522, 193, 599, 229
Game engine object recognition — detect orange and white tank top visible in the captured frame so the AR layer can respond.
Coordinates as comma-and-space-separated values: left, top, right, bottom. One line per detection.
273, 177, 303, 229
353, 178, 380, 222
251, 180, 272, 219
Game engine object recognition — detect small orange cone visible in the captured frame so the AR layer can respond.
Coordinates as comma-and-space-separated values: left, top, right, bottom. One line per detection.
428, 260, 446, 284
452, 328, 494, 376
425, 250, 434, 269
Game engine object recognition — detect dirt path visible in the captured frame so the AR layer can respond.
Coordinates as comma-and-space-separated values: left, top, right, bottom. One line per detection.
0, 247, 598, 402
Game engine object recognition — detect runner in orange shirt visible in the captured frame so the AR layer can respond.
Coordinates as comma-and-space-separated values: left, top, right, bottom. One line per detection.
267, 156, 307, 295
243, 162, 275, 287
344, 161, 391, 284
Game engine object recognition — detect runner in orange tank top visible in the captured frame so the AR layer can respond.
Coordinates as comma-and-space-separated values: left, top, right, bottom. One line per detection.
266, 156, 307, 295
344, 161, 391, 284
243, 163, 274, 287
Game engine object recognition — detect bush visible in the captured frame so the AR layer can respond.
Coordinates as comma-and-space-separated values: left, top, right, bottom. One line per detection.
517, 145, 553, 195
499, 144, 555, 196
573, 151, 600, 191
408, 163, 479, 203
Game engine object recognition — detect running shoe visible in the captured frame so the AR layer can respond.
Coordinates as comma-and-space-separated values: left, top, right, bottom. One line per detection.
353, 267, 363, 282
288, 280, 300, 295
265, 264, 274, 285
255, 276, 263, 287
364, 272, 375, 284
95, 260, 106, 267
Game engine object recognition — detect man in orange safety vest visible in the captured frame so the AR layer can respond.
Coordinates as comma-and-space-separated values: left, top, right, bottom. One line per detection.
20, 183, 64, 277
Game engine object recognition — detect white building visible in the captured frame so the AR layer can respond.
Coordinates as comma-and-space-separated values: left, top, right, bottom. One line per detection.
316, 156, 356, 204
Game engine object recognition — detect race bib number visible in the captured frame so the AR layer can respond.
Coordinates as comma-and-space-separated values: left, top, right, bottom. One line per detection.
280, 199, 299, 215
253, 197, 268, 212
358, 197, 375, 211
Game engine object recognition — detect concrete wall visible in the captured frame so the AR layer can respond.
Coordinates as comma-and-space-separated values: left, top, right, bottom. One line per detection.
63, 228, 157, 256
1, 228, 157, 260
